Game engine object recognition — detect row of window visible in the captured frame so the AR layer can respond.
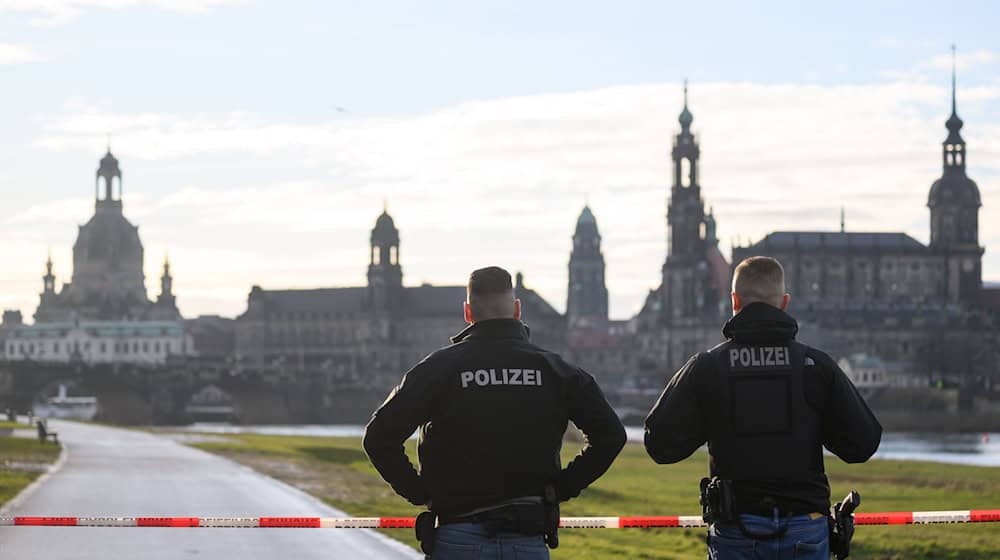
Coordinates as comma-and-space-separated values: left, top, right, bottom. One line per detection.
5, 339, 180, 357
798, 260, 945, 272
267, 312, 359, 321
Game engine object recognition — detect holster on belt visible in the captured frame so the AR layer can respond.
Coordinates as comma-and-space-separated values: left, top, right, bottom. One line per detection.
700, 477, 736, 525
414, 510, 437, 556
700, 477, 788, 540
542, 484, 560, 550
828, 490, 860, 560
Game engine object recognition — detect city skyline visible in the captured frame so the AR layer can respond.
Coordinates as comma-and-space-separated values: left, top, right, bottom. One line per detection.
1, 2, 997, 320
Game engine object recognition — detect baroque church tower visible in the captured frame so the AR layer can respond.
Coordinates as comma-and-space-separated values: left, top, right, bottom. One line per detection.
567, 205, 609, 329
35, 149, 180, 322
661, 83, 722, 322
927, 52, 983, 304
367, 208, 403, 313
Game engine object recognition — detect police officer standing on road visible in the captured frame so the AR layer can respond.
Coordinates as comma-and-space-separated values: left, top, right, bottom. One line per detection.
364, 266, 627, 559
644, 256, 882, 559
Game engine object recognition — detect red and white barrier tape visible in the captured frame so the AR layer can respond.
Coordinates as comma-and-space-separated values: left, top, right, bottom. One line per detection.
1, 510, 998, 528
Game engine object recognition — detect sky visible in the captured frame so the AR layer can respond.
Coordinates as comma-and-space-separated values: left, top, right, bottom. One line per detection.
1, 1, 998, 321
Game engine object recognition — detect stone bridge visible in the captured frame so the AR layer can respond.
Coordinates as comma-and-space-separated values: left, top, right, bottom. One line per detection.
0, 360, 388, 425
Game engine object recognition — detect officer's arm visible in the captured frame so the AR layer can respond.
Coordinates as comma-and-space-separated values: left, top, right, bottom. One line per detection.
362, 359, 436, 506
558, 367, 627, 502
814, 352, 883, 463
644, 353, 710, 464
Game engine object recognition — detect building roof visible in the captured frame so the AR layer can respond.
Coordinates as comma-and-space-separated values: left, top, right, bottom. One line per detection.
404, 285, 466, 317
519, 286, 563, 320
706, 245, 731, 301
744, 231, 928, 253
246, 287, 368, 318
243, 282, 564, 322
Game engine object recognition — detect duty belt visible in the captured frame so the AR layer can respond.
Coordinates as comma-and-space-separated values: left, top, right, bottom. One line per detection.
439, 496, 543, 527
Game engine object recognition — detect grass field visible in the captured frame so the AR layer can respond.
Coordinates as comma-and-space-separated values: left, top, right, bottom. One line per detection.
0, 436, 61, 507
190, 434, 1000, 559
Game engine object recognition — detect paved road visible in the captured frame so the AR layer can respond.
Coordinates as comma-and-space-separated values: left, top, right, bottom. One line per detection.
0, 421, 420, 559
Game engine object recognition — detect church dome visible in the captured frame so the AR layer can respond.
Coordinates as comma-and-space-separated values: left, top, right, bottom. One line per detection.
679, 105, 693, 128
371, 210, 400, 245
928, 173, 981, 208
73, 207, 144, 272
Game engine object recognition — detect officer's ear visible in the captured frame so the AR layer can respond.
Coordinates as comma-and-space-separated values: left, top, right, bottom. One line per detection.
731, 292, 741, 314
463, 301, 474, 324
513, 298, 522, 321
780, 293, 790, 311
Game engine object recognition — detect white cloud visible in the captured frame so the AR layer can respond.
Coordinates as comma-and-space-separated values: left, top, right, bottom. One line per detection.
0, 0, 243, 25
928, 49, 1000, 72
7, 79, 1000, 321
0, 42, 43, 64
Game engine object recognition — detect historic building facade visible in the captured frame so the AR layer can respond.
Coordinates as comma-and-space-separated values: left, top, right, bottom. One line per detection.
3, 320, 193, 366
632, 86, 732, 377
567, 206, 609, 330
728, 72, 995, 389
33, 150, 181, 323
233, 210, 564, 386
562, 206, 635, 390
731, 76, 982, 310
625, 73, 996, 397
0, 151, 192, 367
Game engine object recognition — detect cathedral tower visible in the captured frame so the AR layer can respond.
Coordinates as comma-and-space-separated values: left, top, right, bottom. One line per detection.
42, 253, 56, 295
927, 50, 983, 303
367, 208, 403, 312
661, 83, 720, 321
567, 205, 609, 329
158, 257, 175, 306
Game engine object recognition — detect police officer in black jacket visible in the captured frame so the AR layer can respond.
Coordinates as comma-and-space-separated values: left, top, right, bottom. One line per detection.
645, 256, 882, 559
364, 266, 626, 559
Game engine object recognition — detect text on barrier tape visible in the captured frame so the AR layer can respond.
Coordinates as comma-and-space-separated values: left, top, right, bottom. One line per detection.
1, 510, 998, 529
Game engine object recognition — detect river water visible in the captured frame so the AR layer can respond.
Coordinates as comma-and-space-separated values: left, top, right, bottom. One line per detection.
182, 424, 1000, 467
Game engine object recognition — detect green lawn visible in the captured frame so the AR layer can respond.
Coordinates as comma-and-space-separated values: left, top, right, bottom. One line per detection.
0, 437, 61, 507
190, 434, 1000, 559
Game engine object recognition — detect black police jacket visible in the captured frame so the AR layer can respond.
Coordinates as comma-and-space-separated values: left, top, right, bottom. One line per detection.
363, 318, 627, 517
644, 303, 882, 515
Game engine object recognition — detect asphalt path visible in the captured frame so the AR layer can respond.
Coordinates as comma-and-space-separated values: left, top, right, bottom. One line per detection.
0, 421, 420, 559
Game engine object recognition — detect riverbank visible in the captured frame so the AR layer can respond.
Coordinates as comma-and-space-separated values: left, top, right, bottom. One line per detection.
186, 433, 1000, 560
0, 423, 61, 508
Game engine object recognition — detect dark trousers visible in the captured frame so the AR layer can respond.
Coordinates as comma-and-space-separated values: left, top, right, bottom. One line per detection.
708, 511, 829, 559
429, 522, 548, 560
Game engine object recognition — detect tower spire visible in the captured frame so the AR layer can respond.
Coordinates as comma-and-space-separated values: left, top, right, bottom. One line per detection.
677, 79, 694, 132
951, 43, 957, 115
43, 250, 56, 294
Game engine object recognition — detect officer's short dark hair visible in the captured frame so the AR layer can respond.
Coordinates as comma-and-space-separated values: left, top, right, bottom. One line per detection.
467, 266, 515, 320
733, 256, 786, 307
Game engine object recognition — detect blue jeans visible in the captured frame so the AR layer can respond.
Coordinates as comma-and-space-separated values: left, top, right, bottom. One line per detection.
429, 522, 549, 560
709, 511, 829, 560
